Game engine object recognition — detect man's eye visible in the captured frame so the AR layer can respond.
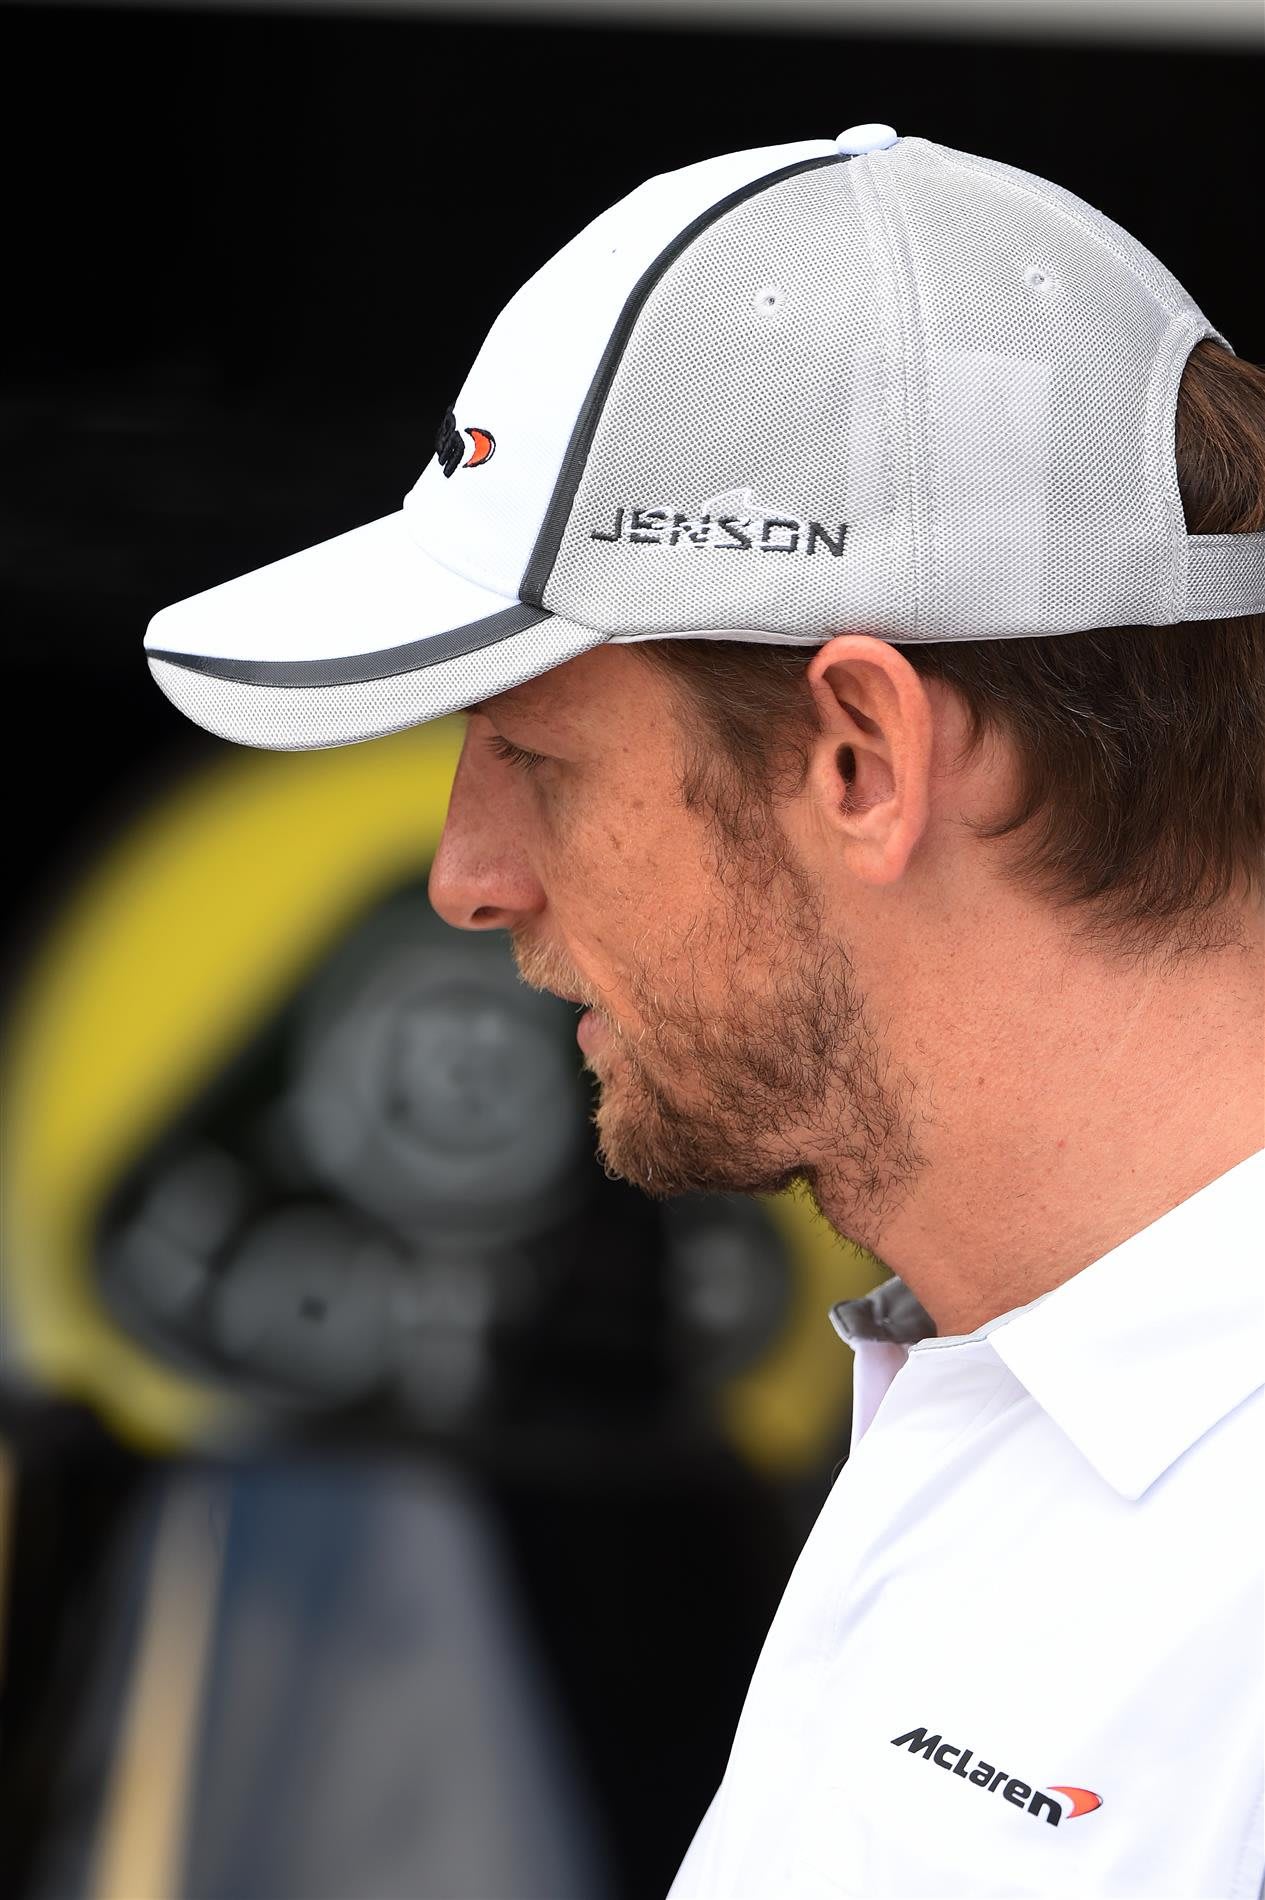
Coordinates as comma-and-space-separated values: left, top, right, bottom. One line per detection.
483, 732, 549, 774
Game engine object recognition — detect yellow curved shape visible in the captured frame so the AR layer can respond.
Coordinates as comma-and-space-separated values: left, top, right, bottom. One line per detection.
2, 723, 463, 1447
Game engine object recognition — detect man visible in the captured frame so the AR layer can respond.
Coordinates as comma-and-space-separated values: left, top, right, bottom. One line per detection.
144, 127, 1263, 1897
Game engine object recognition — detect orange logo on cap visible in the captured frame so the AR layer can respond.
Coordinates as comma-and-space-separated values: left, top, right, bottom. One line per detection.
1048, 1786, 1103, 1819
435, 406, 496, 477
464, 428, 495, 468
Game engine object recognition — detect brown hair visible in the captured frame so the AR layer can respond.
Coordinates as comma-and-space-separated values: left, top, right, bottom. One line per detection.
641, 340, 1265, 959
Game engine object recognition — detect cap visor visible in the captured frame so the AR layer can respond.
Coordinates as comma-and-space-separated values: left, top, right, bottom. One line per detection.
145, 511, 608, 750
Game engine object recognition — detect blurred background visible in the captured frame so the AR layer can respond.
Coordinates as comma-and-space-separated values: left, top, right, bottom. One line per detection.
1, 1, 1261, 1895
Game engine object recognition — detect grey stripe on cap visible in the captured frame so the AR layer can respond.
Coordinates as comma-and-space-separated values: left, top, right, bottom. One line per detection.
519, 151, 853, 611
148, 612, 611, 750
147, 602, 551, 688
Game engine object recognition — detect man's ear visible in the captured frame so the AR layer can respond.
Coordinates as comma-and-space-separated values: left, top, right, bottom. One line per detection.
803, 635, 935, 885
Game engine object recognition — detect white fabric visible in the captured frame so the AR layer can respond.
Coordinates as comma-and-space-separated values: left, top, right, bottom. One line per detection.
402, 139, 840, 599
668, 1149, 1265, 1900
835, 124, 899, 154
144, 512, 520, 666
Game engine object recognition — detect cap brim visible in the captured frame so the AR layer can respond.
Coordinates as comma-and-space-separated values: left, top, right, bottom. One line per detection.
144, 511, 609, 751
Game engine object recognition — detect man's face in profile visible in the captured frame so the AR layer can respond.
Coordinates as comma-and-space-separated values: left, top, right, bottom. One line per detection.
429, 643, 922, 1229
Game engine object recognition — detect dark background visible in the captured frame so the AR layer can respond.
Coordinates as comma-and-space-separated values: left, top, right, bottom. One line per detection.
2, 7, 1262, 1896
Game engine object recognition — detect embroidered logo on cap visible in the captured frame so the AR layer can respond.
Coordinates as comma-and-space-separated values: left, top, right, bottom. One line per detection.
435, 407, 496, 477
889, 1726, 1103, 1829
589, 485, 847, 557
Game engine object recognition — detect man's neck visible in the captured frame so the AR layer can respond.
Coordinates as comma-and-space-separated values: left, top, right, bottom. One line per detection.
817, 907, 1265, 1339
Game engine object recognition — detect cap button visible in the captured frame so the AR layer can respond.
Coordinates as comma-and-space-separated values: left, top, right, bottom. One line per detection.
834, 123, 899, 154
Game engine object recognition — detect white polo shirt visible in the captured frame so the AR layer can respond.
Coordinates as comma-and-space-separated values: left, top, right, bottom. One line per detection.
668, 1149, 1265, 1900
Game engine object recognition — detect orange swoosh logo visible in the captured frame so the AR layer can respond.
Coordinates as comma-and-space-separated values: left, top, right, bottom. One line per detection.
1048, 1785, 1102, 1819
464, 428, 495, 468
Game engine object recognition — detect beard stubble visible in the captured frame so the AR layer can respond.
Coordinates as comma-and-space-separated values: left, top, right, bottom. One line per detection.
514, 802, 928, 1247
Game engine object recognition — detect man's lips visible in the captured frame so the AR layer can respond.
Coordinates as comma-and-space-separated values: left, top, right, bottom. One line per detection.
527, 980, 612, 1054
535, 983, 608, 1050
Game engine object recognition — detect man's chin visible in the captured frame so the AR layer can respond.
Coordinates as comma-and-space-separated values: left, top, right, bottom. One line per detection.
592, 1099, 802, 1202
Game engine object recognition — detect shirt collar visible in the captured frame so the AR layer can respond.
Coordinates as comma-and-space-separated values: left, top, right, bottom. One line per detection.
830, 1149, 1265, 1501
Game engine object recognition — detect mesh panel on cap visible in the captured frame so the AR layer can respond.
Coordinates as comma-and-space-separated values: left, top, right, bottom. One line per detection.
883, 140, 1212, 637
148, 618, 609, 752
543, 162, 915, 641
543, 138, 1230, 643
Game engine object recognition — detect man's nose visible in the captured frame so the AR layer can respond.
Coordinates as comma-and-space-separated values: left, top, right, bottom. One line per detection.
428, 727, 547, 932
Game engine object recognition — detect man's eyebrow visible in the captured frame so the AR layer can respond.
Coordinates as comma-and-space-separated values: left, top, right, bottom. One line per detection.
466, 693, 532, 721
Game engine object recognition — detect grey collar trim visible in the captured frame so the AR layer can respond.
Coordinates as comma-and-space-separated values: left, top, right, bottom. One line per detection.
829, 1276, 936, 1347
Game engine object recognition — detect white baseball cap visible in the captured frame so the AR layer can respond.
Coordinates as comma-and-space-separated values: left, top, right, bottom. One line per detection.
144, 124, 1265, 752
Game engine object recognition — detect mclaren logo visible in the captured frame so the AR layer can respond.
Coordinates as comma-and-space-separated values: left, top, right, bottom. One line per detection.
889, 1726, 1103, 1829
436, 406, 496, 477
590, 487, 846, 557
